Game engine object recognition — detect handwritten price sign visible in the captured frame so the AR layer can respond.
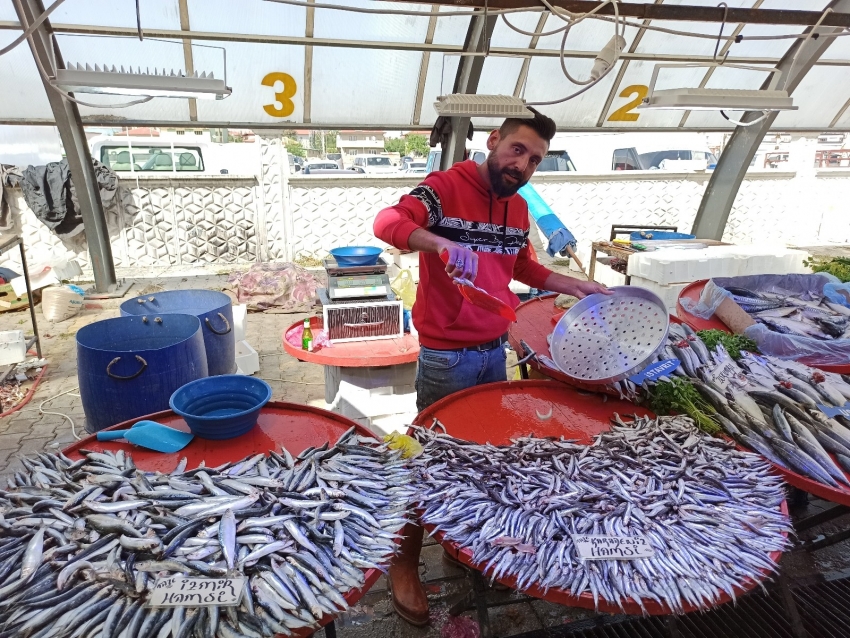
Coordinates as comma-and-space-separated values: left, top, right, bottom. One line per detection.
572, 535, 655, 560
149, 576, 245, 608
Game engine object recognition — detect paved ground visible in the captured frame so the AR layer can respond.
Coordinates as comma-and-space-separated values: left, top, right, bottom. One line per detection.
2, 264, 850, 638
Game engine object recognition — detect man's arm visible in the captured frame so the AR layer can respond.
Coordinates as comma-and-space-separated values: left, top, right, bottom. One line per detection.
541, 271, 612, 299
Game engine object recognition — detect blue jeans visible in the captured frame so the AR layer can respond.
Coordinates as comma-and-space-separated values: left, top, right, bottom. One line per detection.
415, 345, 507, 412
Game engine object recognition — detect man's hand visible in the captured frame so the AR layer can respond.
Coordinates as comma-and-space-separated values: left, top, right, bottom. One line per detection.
568, 279, 613, 299
438, 242, 478, 282
542, 272, 614, 299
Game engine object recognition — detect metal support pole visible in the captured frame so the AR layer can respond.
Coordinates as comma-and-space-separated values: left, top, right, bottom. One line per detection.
439, 12, 497, 171
691, 0, 850, 240
15, 0, 118, 293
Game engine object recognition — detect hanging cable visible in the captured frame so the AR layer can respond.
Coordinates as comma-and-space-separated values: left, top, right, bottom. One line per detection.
135, 0, 143, 41
0, 0, 69, 57
14, 0, 154, 108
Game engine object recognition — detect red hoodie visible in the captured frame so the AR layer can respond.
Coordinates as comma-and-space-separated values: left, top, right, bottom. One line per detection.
374, 160, 551, 350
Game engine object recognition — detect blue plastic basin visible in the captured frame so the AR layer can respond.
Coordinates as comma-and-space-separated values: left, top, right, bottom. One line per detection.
170, 375, 272, 440
329, 246, 383, 267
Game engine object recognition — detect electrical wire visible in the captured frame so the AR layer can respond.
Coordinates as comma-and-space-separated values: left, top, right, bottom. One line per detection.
0, 0, 68, 57
14, 0, 154, 109
37, 385, 81, 440
0, 365, 47, 420
264, 0, 538, 18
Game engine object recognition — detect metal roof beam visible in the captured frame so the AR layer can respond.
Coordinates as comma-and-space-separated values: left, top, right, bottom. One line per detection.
177, 0, 197, 122
403, 1, 850, 27
14, 0, 117, 293
412, 7, 440, 126
440, 11, 497, 171
691, 0, 850, 241
4, 22, 850, 67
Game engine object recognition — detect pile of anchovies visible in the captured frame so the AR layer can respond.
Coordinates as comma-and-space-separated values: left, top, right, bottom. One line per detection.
412, 416, 791, 615
0, 427, 414, 638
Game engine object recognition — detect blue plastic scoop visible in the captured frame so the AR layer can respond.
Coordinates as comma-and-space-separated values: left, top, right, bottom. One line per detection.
96, 420, 194, 453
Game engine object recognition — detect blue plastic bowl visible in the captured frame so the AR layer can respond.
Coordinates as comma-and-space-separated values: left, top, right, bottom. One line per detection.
169, 375, 272, 440
329, 246, 383, 267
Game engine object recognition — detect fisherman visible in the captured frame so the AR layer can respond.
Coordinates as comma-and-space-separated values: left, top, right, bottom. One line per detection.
373, 107, 611, 626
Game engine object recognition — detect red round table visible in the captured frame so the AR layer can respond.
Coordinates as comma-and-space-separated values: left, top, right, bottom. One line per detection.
63, 402, 386, 638
411, 380, 788, 616
283, 317, 420, 427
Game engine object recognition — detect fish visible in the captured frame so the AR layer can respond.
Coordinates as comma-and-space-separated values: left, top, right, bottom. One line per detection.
0, 432, 415, 637
412, 417, 790, 615
771, 405, 794, 443
757, 317, 834, 340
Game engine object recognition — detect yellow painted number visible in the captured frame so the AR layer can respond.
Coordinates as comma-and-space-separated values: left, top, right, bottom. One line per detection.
262, 72, 297, 118
607, 84, 649, 122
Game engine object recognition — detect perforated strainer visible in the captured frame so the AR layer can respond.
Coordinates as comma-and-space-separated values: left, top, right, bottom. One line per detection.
550, 286, 669, 385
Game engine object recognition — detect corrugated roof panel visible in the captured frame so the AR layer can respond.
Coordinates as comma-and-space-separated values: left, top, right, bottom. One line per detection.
773, 65, 850, 128
0, 32, 53, 119
313, 0, 432, 43
310, 47, 421, 125
525, 56, 620, 128
50, 0, 181, 29
534, 12, 642, 53
418, 52, 461, 127
193, 41, 304, 124
188, 0, 306, 38
430, 8, 471, 45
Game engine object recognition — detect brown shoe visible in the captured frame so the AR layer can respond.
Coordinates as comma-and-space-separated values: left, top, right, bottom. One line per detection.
388, 524, 429, 627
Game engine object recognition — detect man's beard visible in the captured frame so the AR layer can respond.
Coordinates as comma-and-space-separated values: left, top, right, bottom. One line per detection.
486, 153, 527, 198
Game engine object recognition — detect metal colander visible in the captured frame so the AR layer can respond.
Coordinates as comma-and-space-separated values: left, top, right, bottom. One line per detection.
550, 286, 669, 384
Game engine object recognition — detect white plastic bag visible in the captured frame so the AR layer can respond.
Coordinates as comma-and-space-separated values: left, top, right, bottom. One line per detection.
41, 284, 85, 322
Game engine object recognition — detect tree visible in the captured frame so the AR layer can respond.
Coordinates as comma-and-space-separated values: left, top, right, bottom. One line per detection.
285, 138, 305, 158
384, 137, 406, 154
405, 133, 430, 157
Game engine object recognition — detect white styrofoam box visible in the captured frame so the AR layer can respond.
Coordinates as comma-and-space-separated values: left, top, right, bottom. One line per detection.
628, 276, 691, 313
627, 245, 812, 285
389, 249, 420, 270
232, 304, 247, 342
324, 362, 417, 420
592, 260, 627, 288
234, 340, 259, 375
0, 330, 26, 366
369, 412, 418, 436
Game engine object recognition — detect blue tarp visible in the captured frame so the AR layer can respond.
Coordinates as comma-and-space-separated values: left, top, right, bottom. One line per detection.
518, 183, 577, 258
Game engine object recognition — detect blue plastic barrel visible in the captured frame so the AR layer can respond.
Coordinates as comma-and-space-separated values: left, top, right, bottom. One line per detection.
120, 290, 236, 376
77, 314, 209, 433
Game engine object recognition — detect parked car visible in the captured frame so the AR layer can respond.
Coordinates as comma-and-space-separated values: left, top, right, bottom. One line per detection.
301, 169, 362, 176
326, 152, 344, 169
404, 161, 427, 174
612, 147, 717, 171
352, 154, 397, 174
303, 161, 344, 174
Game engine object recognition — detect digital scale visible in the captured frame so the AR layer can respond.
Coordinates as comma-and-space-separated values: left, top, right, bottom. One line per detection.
323, 256, 393, 302
320, 256, 403, 343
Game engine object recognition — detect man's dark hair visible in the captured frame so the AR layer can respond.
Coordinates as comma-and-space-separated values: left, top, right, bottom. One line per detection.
499, 107, 556, 143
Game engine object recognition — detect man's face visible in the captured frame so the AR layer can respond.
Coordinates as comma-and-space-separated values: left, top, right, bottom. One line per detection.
485, 125, 549, 198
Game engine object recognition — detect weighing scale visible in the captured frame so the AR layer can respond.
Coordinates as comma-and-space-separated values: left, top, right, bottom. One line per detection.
323, 256, 393, 302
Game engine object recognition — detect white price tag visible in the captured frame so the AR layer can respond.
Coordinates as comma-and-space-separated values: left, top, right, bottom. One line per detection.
706, 359, 748, 391
148, 576, 245, 608
572, 535, 655, 560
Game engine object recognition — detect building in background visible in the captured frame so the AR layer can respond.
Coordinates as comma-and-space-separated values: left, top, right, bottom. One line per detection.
337, 130, 384, 159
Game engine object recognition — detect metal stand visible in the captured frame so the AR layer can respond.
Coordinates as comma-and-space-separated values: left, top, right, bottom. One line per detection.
0, 236, 41, 383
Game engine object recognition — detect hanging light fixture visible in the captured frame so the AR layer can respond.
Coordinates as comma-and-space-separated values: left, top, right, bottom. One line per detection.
52, 63, 231, 100
434, 94, 533, 119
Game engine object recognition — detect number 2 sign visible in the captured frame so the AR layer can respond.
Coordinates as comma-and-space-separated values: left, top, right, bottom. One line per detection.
262, 72, 298, 117
607, 84, 648, 122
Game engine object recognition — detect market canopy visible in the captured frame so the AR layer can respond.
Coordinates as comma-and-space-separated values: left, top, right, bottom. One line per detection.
2, 0, 850, 131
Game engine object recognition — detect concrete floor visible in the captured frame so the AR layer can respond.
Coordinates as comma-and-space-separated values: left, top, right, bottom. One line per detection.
2, 266, 850, 638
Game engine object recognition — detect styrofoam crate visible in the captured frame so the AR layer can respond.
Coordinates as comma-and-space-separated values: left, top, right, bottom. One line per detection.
232, 304, 247, 342
0, 330, 26, 366
234, 340, 259, 375
592, 261, 627, 288
628, 277, 691, 313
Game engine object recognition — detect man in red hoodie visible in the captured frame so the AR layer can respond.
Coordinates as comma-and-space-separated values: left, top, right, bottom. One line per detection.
373, 108, 610, 626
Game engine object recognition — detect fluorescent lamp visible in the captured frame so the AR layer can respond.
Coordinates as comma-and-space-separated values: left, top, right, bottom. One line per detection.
434, 94, 533, 119
53, 64, 231, 100
638, 63, 796, 112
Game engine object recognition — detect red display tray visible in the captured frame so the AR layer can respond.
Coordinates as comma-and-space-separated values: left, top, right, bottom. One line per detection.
677, 279, 850, 374
411, 380, 788, 616
63, 402, 384, 637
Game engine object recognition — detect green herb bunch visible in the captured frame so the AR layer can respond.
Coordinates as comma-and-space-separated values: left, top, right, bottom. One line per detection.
696, 329, 758, 360
648, 377, 721, 435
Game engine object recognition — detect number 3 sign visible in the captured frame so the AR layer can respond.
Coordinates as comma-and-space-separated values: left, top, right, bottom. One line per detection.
262, 72, 298, 117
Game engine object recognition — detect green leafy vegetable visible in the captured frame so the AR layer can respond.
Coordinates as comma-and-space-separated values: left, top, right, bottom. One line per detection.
696, 329, 758, 360
648, 377, 720, 435
804, 256, 850, 283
